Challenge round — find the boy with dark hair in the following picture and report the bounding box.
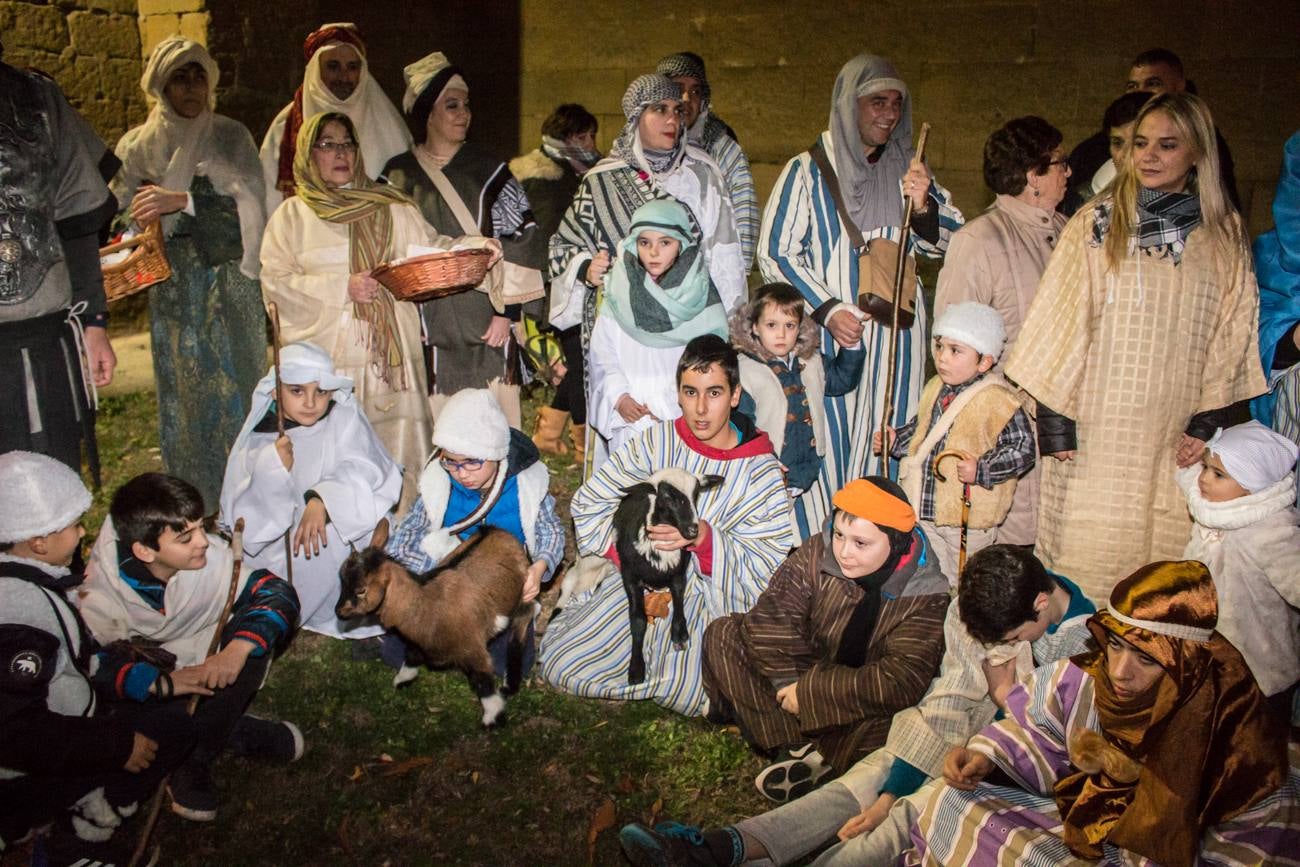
[0,452,194,865]
[620,545,1093,867]
[541,334,795,715]
[78,472,303,823]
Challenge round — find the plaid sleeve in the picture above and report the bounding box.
[386,496,436,573]
[224,570,299,656]
[533,494,565,580]
[974,407,1036,489]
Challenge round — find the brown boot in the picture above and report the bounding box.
[569,423,587,469]
[532,406,570,456]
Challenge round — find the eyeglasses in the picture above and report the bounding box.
[1047,158,1069,169]
[440,457,485,473]
[313,141,358,154]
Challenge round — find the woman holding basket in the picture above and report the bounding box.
[259,110,496,504]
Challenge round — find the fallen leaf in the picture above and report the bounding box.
[380,756,435,777]
[471,770,481,784]
[348,765,364,781]
[586,797,616,866]
[542,760,562,776]
[338,814,354,857]
[648,796,663,826]
[584,773,602,785]
[616,774,634,794]
[378,753,394,763]
[590,719,609,729]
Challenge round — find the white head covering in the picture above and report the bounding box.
[828,53,915,234]
[933,301,1007,359]
[401,51,468,114]
[1205,421,1300,493]
[0,451,91,543]
[112,36,267,278]
[431,389,509,461]
[300,25,412,178]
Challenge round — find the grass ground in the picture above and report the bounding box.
[68,385,783,867]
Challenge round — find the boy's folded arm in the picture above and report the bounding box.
[975,407,1036,489]
[222,570,300,656]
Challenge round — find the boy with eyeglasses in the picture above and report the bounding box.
[381,388,563,685]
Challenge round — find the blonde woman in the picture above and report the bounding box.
[1004,93,1266,605]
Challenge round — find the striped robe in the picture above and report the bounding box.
[904,660,1300,866]
[701,528,949,772]
[538,417,793,716]
[758,131,963,538]
[705,133,758,268]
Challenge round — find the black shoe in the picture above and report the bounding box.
[226,715,304,764]
[38,825,157,867]
[754,742,832,804]
[619,822,726,867]
[167,762,218,822]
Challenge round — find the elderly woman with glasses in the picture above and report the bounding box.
[932,116,1071,549]
[259,111,494,505]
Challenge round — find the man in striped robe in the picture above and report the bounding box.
[539,336,793,716]
[758,53,963,538]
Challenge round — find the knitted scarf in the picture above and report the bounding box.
[599,199,726,349]
[1135,185,1202,263]
[293,112,414,387]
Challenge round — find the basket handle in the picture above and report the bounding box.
[99,221,161,256]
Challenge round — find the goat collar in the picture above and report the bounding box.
[673,414,774,461]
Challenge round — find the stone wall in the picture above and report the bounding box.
[518,0,1300,235]
[1,0,145,143]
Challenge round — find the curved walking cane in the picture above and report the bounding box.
[878,123,932,465]
[267,302,293,586]
[130,519,246,867]
[931,449,972,577]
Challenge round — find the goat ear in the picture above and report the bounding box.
[697,474,725,493]
[369,518,390,550]
[620,482,655,497]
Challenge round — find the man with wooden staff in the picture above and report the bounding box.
[759,53,963,537]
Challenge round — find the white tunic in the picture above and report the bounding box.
[587,314,685,459]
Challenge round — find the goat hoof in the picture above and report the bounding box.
[392,664,420,688]
[627,669,646,686]
[482,712,509,730]
[672,639,689,651]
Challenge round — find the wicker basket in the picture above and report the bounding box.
[371,248,492,303]
[100,221,171,302]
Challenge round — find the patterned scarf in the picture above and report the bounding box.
[293,113,414,388]
[541,134,600,174]
[599,199,726,349]
[1136,185,1202,262]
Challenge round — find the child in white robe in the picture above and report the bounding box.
[219,341,402,639]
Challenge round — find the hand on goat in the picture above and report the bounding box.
[294,498,329,559]
[523,560,547,603]
[776,682,799,716]
[648,520,701,551]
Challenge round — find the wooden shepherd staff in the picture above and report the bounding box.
[931,449,973,577]
[877,122,932,453]
[129,518,247,867]
[267,301,293,586]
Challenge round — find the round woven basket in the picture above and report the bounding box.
[100,221,172,302]
[371,248,492,303]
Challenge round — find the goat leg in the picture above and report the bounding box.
[466,667,507,729]
[668,571,690,650]
[502,611,530,696]
[624,580,648,685]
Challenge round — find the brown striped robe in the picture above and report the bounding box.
[701,529,949,772]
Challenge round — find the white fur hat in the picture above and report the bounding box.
[1206,421,1299,493]
[0,451,92,543]
[933,302,1007,360]
[432,389,509,461]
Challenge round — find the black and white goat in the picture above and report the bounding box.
[561,468,723,685]
[335,521,531,728]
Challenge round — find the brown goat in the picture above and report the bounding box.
[335,521,532,728]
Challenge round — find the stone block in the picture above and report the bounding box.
[138,12,180,55]
[102,56,143,100]
[137,0,202,14]
[69,11,140,59]
[178,10,207,43]
[86,0,140,13]
[0,2,69,54]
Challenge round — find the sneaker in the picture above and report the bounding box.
[226,715,304,763]
[619,822,724,867]
[754,742,832,804]
[167,762,218,822]
[37,825,158,867]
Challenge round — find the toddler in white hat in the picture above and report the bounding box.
[873,302,1036,582]
[1177,420,1300,706]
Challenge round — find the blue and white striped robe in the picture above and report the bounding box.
[538,418,794,715]
[758,130,963,539]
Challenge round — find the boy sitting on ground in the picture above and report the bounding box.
[874,302,1035,582]
[620,545,1094,867]
[78,472,302,823]
[0,452,197,865]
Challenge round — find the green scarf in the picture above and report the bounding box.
[599,198,727,349]
[294,113,414,386]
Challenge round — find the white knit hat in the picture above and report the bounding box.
[431,389,509,461]
[932,302,1007,360]
[0,451,92,543]
[1206,421,1299,493]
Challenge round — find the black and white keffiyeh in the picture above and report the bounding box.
[1136,186,1202,262]
[655,52,733,151]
